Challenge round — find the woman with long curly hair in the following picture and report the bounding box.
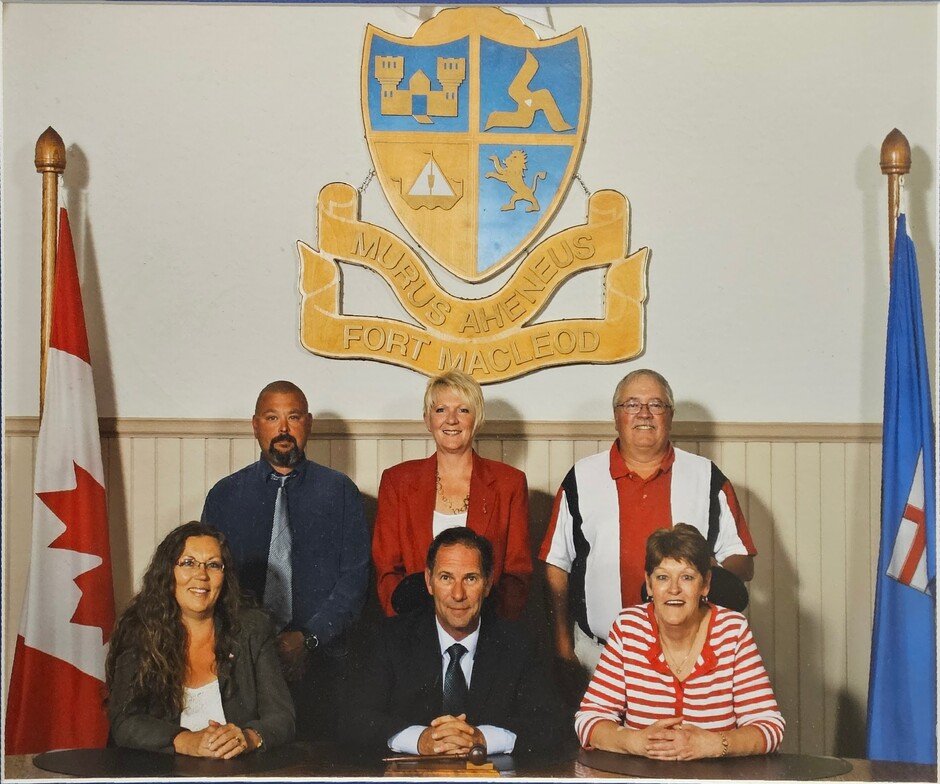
[106,521,294,756]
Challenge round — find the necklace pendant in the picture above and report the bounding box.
[436,471,469,514]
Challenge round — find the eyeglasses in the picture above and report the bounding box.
[176,557,225,574]
[615,399,671,416]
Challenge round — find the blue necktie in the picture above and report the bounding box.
[263,473,292,631]
[442,643,468,716]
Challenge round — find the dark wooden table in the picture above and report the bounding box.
[4,743,937,781]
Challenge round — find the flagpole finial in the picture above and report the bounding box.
[35,127,67,174]
[880,128,911,176]
[880,129,911,271]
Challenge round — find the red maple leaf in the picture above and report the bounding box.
[37,463,115,643]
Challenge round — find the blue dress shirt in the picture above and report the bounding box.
[202,456,370,649]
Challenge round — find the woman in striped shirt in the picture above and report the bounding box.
[575,524,784,760]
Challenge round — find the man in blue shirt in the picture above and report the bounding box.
[202,380,370,739]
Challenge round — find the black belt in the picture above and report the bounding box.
[578,622,606,646]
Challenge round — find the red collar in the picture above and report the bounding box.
[609,440,675,480]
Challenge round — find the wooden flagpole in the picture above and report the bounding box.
[880,128,911,273]
[35,127,67,420]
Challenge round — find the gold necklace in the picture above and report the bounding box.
[436,471,469,514]
[661,640,695,675]
[660,613,705,676]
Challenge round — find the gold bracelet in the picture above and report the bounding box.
[247,728,264,752]
[719,732,729,757]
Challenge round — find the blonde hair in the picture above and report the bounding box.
[423,370,485,436]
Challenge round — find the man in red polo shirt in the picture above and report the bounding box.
[539,369,756,673]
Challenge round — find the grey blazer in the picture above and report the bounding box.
[108,608,294,752]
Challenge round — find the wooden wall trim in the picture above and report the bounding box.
[4,416,881,442]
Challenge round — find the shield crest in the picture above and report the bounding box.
[362,7,589,282]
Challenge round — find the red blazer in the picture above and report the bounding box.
[372,451,532,620]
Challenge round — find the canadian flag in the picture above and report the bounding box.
[5,209,116,753]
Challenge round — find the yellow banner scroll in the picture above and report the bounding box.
[299,183,649,383]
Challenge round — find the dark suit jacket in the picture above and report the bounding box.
[372,452,532,619]
[108,609,295,752]
[340,610,567,757]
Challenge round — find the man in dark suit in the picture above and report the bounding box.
[341,527,568,757]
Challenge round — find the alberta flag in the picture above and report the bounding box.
[4,209,116,753]
[866,214,936,764]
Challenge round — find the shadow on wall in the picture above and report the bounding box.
[306,410,388,636]
[835,692,867,759]
[350,489,386,657]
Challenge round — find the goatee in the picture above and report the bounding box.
[267,435,304,468]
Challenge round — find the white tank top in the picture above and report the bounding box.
[432,510,468,537]
[180,679,226,731]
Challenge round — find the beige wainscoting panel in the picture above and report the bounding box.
[769,441,800,753]
[843,442,876,759]
[795,442,826,756]
[3,432,36,696]
[819,443,850,757]
[3,417,881,757]
[743,441,775,671]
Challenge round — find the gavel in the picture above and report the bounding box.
[383,744,488,765]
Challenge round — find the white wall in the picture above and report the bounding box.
[3,2,936,423]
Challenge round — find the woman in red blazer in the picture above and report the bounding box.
[372,370,532,620]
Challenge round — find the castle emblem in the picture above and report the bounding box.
[374,55,466,124]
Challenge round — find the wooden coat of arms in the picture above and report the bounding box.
[299,7,649,383]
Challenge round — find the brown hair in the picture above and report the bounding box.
[645,523,711,578]
[426,526,494,580]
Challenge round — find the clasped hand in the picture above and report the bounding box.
[417,714,486,756]
[174,719,251,759]
[634,717,721,761]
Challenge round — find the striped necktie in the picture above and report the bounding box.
[263,473,293,631]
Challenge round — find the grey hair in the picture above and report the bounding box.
[612,369,675,410]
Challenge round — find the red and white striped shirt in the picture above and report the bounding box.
[575,604,785,753]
